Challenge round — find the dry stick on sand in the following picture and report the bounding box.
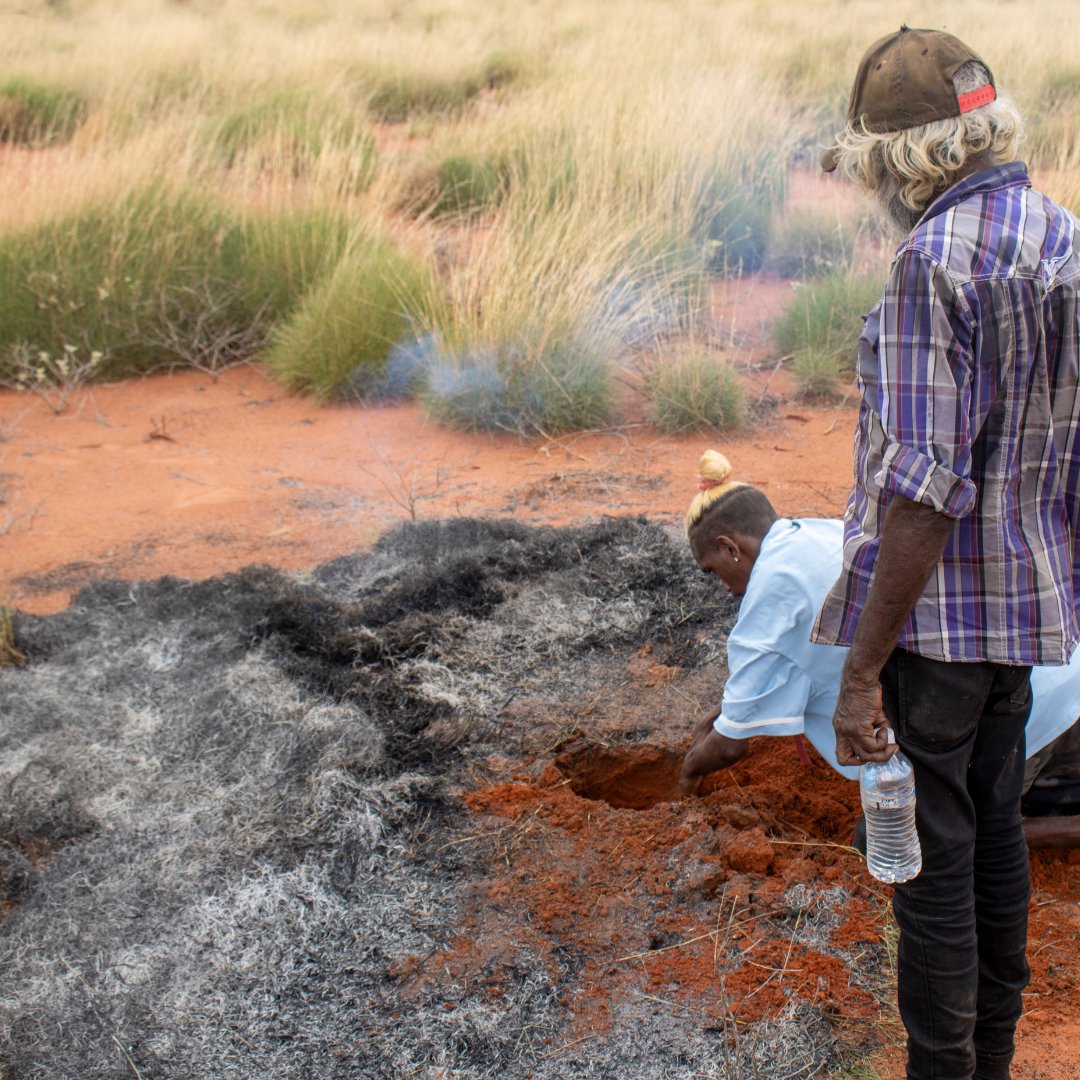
[614,908,788,963]
[111,1035,144,1080]
[768,837,864,856]
[534,1032,601,1061]
[0,606,27,667]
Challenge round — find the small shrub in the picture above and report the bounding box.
[422,338,613,434]
[773,273,881,398]
[0,79,87,147]
[766,213,855,278]
[262,237,431,401]
[1,343,106,414]
[646,347,746,433]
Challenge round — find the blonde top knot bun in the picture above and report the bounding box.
[685,450,747,535]
[698,449,733,487]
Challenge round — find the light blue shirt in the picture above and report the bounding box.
[714,518,1080,781]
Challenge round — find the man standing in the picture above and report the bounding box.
[813,26,1080,1080]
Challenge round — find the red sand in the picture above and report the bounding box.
[0,356,856,616]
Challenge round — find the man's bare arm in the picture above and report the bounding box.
[833,495,957,765]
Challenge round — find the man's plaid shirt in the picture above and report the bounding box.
[813,162,1080,665]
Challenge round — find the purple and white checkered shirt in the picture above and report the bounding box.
[812,162,1080,665]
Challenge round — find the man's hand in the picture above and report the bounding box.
[678,711,747,796]
[833,670,896,766]
[830,495,956,768]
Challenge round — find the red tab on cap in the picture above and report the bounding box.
[958,84,996,113]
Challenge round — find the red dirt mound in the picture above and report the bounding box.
[451,739,888,1047]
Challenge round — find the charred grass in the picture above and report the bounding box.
[0,517,901,1078]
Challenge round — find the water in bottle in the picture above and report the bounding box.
[860,738,922,884]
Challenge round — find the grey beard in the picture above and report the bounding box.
[876,189,924,237]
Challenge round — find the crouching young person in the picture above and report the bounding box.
[678,450,1080,853]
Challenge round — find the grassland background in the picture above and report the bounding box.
[3,0,1079,422]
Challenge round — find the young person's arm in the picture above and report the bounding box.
[678,712,748,796]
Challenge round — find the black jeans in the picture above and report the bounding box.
[879,648,1032,1080]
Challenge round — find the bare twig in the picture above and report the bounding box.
[111,1035,144,1080]
[358,439,467,521]
[534,1033,601,1061]
[823,380,859,434]
[615,909,787,963]
[146,416,175,442]
[767,838,863,856]
[778,908,803,984]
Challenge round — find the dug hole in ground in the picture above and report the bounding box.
[0,370,1077,1079]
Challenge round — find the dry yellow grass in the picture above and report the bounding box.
[2,0,1078,423]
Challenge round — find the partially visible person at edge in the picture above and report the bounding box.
[677,451,1080,854]
[807,26,1075,1080]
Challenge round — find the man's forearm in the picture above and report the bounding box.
[844,495,957,682]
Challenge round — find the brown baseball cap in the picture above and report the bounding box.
[821,26,995,171]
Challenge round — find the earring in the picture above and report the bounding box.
[733,555,739,563]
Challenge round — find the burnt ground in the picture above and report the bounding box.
[2,517,1074,1078]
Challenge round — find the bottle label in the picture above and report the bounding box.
[877,797,899,809]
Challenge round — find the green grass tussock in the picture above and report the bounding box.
[766,213,856,278]
[0,78,87,147]
[206,91,376,191]
[395,152,512,219]
[773,272,882,398]
[0,185,246,380]
[421,335,614,435]
[223,208,353,324]
[426,153,511,218]
[364,52,523,124]
[646,345,746,433]
[0,190,359,384]
[262,236,431,401]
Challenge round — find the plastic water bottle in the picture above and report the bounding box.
[860,731,922,884]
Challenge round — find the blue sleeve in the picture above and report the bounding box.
[715,568,813,739]
[715,646,813,739]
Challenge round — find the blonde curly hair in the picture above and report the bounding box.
[831,61,1024,219]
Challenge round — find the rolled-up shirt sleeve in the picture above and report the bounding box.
[873,248,978,519]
